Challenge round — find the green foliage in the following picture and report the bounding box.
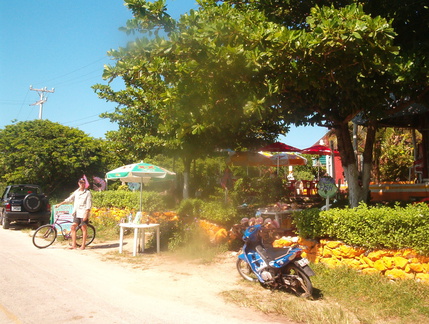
[94,1,281,164]
[201,200,238,227]
[232,176,288,206]
[92,190,167,213]
[293,208,324,240]
[167,220,227,261]
[294,203,429,254]
[168,221,209,252]
[0,120,107,195]
[177,198,239,227]
[151,218,181,251]
[177,198,204,219]
[90,213,120,242]
[378,128,415,181]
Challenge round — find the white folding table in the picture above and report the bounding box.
[119,223,160,256]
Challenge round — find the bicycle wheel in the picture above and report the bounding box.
[76,224,96,247]
[33,225,57,249]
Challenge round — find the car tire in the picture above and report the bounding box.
[2,215,10,229]
[23,194,42,212]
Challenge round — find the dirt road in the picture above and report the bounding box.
[0,229,295,324]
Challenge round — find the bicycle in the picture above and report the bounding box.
[32,215,96,249]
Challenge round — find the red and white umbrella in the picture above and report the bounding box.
[259,142,302,153]
[301,144,339,180]
[301,144,339,156]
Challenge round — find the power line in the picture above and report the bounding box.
[36,56,108,84]
[62,108,115,127]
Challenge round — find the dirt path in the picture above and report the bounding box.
[86,238,297,324]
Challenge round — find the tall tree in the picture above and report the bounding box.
[272,4,401,206]
[94,0,427,206]
[220,0,428,205]
[93,0,286,198]
[0,120,106,194]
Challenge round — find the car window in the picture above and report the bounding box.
[9,186,41,196]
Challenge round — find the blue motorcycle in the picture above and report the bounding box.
[237,224,315,298]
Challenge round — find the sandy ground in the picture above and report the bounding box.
[83,235,296,324]
[2,227,300,324]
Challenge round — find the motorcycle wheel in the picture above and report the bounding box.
[283,264,313,298]
[236,258,258,282]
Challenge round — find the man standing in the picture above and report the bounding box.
[56,178,92,250]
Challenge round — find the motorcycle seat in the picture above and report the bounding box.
[256,245,292,262]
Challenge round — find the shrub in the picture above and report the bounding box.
[294,203,429,254]
[293,207,324,239]
[200,200,239,227]
[232,176,288,207]
[92,190,167,213]
[177,198,239,227]
[177,198,204,219]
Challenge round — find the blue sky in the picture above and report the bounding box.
[0,0,326,149]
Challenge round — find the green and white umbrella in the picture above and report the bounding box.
[106,162,175,211]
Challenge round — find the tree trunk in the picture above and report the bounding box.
[361,122,377,203]
[334,122,365,207]
[182,156,192,199]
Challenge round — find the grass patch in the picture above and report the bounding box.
[99,250,155,267]
[168,239,229,264]
[312,263,429,323]
[167,222,229,264]
[223,262,429,324]
[92,224,121,242]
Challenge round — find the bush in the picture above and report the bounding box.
[200,200,239,227]
[293,203,429,254]
[177,198,204,219]
[92,190,168,213]
[293,208,324,240]
[232,176,288,207]
[177,198,239,227]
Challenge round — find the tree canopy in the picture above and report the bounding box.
[0,120,106,194]
[94,0,428,205]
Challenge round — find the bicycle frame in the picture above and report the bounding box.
[33,214,95,249]
[51,215,84,240]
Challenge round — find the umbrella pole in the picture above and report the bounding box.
[140,182,143,212]
[277,156,279,175]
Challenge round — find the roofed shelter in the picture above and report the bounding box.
[377,103,429,180]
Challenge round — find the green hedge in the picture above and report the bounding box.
[177,198,240,227]
[293,203,429,254]
[92,190,168,213]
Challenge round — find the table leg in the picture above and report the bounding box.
[274,213,279,224]
[133,227,139,256]
[141,229,145,253]
[156,226,160,253]
[119,226,124,254]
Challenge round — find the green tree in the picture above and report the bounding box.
[377,128,415,182]
[0,120,106,194]
[215,0,428,206]
[225,0,428,204]
[94,0,427,207]
[93,0,285,198]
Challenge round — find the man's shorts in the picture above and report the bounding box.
[73,217,88,225]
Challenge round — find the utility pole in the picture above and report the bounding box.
[29,85,55,120]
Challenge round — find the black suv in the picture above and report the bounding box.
[1,184,51,229]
